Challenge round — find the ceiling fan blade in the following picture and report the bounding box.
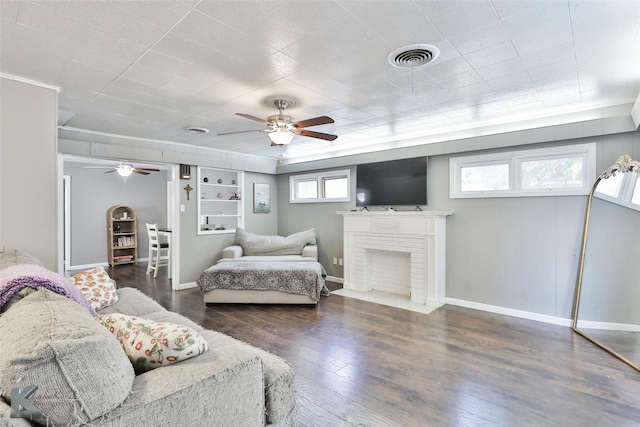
[293,116,334,128]
[236,113,270,126]
[218,129,264,136]
[84,166,113,169]
[298,129,338,141]
[135,168,160,172]
[134,170,151,175]
[104,170,116,174]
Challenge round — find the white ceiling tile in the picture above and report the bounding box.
[195,1,282,33]
[486,73,532,91]
[30,0,110,28]
[16,1,94,41]
[500,1,573,56]
[434,70,485,90]
[162,76,213,97]
[475,58,527,81]
[528,60,578,87]
[464,41,520,70]
[136,50,195,76]
[69,48,133,77]
[121,63,175,88]
[83,27,148,63]
[4,0,638,161]
[1,1,20,22]
[94,3,167,46]
[417,0,499,38]
[519,42,575,70]
[339,1,444,47]
[422,56,475,80]
[110,0,193,31]
[448,21,511,55]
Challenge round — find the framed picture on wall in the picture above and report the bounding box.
[253,183,270,213]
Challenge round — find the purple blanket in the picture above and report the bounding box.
[0,264,95,316]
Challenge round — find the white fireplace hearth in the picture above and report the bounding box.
[337,211,453,311]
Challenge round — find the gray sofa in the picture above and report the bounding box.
[0,251,297,426]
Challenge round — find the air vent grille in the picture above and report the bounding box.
[185,127,209,134]
[388,44,440,68]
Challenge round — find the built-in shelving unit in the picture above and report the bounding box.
[197,166,244,235]
[107,205,137,266]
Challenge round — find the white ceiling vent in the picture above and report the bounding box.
[388,44,440,68]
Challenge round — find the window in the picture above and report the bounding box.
[450,143,596,198]
[290,169,350,203]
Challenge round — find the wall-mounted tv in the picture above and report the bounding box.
[355,157,427,207]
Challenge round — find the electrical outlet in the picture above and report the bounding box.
[180,204,185,212]
[333,257,337,265]
[339,258,343,266]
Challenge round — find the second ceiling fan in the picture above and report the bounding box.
[218,97,338,146]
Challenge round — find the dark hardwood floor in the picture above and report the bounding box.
[105,263,640,427]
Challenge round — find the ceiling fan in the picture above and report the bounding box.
[85,162,160,177]
[218,97,338,146]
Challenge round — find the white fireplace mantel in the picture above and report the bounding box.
[337,211,453,308]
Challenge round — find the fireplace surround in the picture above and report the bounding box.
[337,211,453,308]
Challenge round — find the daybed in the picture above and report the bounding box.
[197,228,329,305]
[0,250,297,426]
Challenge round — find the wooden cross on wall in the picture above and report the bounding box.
[184,184,193,200]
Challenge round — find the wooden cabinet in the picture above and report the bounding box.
[197,167,244,235]
[107,205,137,266]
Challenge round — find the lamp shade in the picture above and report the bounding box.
[267,129,294,145]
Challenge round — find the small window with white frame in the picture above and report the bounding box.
[450,143,596,198]
[290,169,350,203]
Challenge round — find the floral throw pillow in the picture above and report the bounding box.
[69,265,118,311]
[98,313,209,372]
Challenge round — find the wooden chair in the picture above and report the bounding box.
[145,223,170,278]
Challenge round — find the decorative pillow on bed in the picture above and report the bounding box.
[234,227,316,256]
[98,313,209,372]
[69,265,118,311]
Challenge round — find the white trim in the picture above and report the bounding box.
[0,73,61,92]
[60,126,271,162]
[63,176,71,271]
[450,142,596,198]
[326,275,343,284]
[176,281,197,290]
[290,169,350,203]
[66,262,110,273]
[576,319,640,332]
[445,298,573,327]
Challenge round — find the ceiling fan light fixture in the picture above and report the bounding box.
[116,164,135,177]
[267,129,294,145]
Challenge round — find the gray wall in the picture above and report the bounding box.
[276,131,640,319]
[276,169,353,278]
[178,170,278,283]
[1,78,58,270]
[63,161,168,267]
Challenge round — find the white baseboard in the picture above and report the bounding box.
[66,262,109,272]
[67,257,169,273]
[445,298,573,327]
[176,281,197,291]
[575,319,640,332]
[326,275,343,284]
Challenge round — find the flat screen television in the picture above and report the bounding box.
[355,157,427,207]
